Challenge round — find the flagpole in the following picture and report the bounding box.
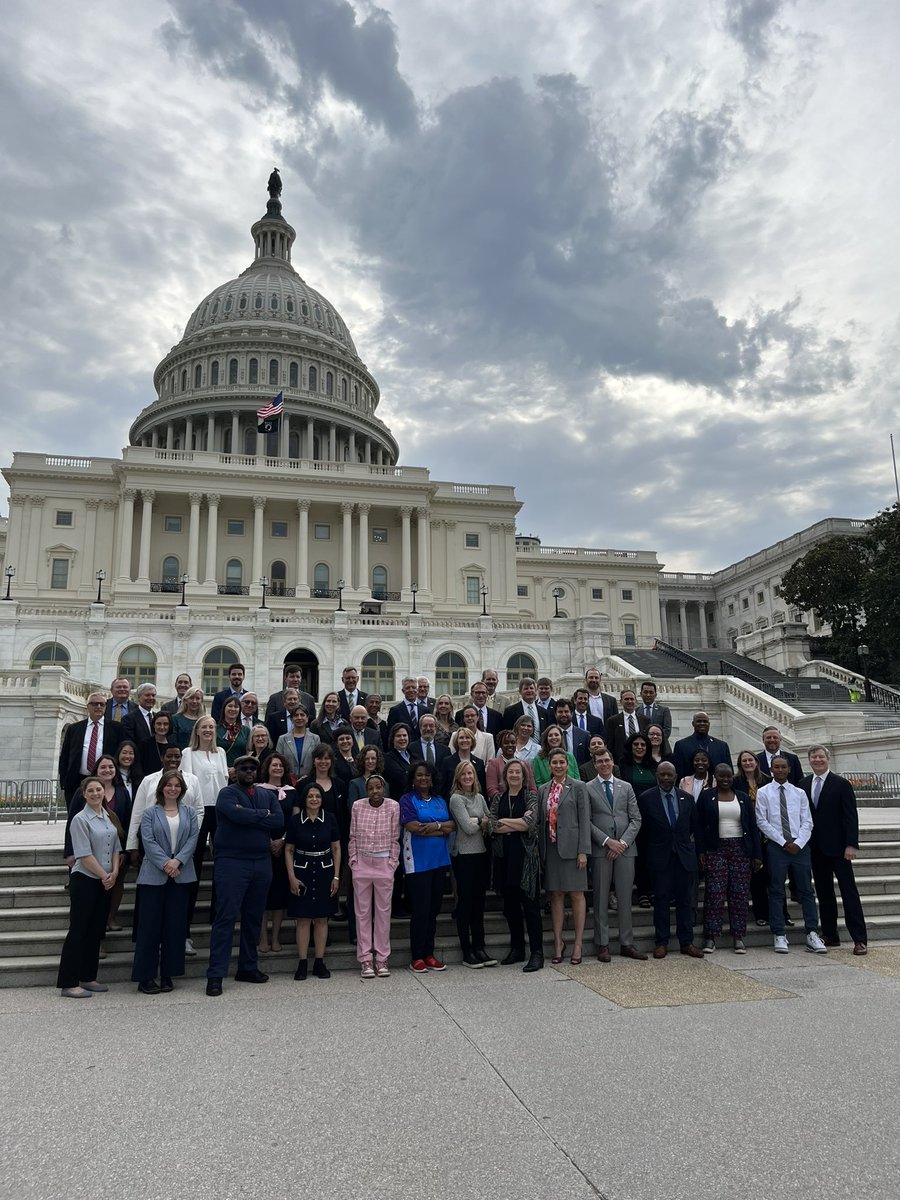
[892,434,900,508]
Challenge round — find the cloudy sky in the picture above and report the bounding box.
[1,0,897,570]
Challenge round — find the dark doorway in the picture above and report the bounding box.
[283,648,320,700]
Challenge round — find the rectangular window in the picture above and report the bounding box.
[622,589,633,601]
[372,528,388,543]
[55,510,73,527]
[50,559,69,589]
[727,603,735,616]
[466,576,481,605]
[756,591,765,604]
[623,622,636,646]
[314,524,330,540]
[591,588,603,600]
[271,521,288,538]
[742,597,749,610]
[465,532,480,548]
[226,519,245,536]
[164,516,182,533]
[517,584,529,597]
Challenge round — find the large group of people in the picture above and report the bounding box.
[55,664,869,998]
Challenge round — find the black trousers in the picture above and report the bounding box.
[453,853,489,954]
[651,854,694,947]
[57,873,110,988]
[811,844,867,944]
[406,868,446,960]
[132,880,191,981]
[502,885,544,955]
[187,806,217,931]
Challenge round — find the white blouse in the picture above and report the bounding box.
[180,748,228,807]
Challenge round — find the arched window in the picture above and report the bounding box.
[341,378,348,401]
[118,644,158,686]
[270,560,287,596]
[353,384,359,404]
[202,645,239,695]
[180,368,187,391]
[228,358,238,384]
[308,365,318,392]
[265,428,279,457]
[224,559,243,594]
[313,563,330,597]
[30,642,70,670]
[286,297,294,314]
[223,427,232,454]
[268,358,279,386]
[288,431,300,459]
[243,427,256,455]
[238,294,247,312]
[211,361,219,386]
[161,555,180,592]
[326,371,334,396]
[289,361,298,388]
[506,653,537,686]
[193,364,202,388]
[254,292,263,311]
[372,565,388,599]
[248,358,258,385]
[270,293,278,311]
[436,651,467,696]
[224,295,233,314]
[361,650,394,702]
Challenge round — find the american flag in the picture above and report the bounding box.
[257,392,284,419]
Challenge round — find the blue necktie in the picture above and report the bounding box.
[665,791,678,826]
[603,779,616,837]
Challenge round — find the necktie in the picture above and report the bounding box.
[644,705,652,718]
[812,777,822,809]
[578,713,586,731]
[665,791,677,826]
[425,742,434,766]
[355,731,363,751]
[481,708,487,730]
[408,704,417,727]
[113,703,123,722]
[627,714,635,737]
[87,722,100,771]
[603,779,616,836]
[529,704,538,730]
[779,784,792,842]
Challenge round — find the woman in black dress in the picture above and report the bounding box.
[256,752,297,955]
[490,759,542,971]
[285,785,341,980]
[383,723,415,801]
[139,712,176,775]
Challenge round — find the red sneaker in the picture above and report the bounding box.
[409,959,428,974]
[424,955,447,972]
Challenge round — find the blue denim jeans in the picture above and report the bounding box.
[766,842,818,935]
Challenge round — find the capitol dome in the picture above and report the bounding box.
[129,182,397,466]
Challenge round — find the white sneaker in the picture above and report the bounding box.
[773,935,789,953]
[185,938,197,957]
[806,931,828,954]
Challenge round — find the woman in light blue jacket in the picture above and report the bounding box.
[131,770,199,995]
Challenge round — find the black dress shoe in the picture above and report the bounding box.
[206,977,223,997]
[312,958,331,979]
[138,979,161,995]
[159,976,174,992]
[501,948,526,965]
[234,968,269,984]
[522,953,544,973]
[294,960,308,981]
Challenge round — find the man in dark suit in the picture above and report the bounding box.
[502,678,550,735]
[387,677,424,734]
[365,694,388,749]
[802,745,868,954]
[264,664,316,720]
[337,665,368,720]
[672,712,733,779]
[553,699,591,765]
[571,689,605,737]
[456,682,503,741]
[121,683,158,743]
[265,687,305,746]
[637,762,703,958]
[756,727,803,786]
[348,705,383,754]
[58,694,124,807]
[161,673,192,716]
[210,663,247,722]
[584,668,618,725]
[416,677,436,713]
[410,714,450,771]
[105,678,137,723]
[536,677,557,723]
[605,690,651,765]
[638,681,672,740]
[239,693,260,731]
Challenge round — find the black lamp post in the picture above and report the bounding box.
[94,568,106,604]
[178,572,189,607]
[259,575,269,609]
[552,586,563,618]
[410,582,419,614]
[3,565,15,600]
[858,643,873,703]
[336,578,345,612]
[480,583,489,616]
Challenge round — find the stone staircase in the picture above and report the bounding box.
[2,825,899,986]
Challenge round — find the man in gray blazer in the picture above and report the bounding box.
[586,751,647,960]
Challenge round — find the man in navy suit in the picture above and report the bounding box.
[801,745,868,954]
[210,663,247,722]
[536,677,557,723]
[456,681,503,741]
[605,689,651,765]
[410,714,450,771]
[337,665,368,720]
[673,712,732,779]
[502,678,550,735]
[386,677,425,734]
[121,683,158,743]
[637,762,704,958]
[553,699,591,765]
[105,677,137,724]
[571,689,605,737]
[638,681,672,740]
[755,727,803,786]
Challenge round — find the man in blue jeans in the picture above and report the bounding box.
[754,756,827,955]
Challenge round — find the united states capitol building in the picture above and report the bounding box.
[0,181,887,780]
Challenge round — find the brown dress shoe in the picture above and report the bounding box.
[680,944,704,959]
[853,943,868,956]
[620,944,648,961]
[652,945,668,959]
[596,946,611,962]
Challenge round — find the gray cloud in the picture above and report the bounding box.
[722,0,787,61]
[649,105,743,221]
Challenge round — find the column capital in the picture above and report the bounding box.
[206,492,221,506]
[253,495,267,510]
[28,494,45,507]
[356,503,371,516]
[400,506,413,518]
[341,501,354,516]
[101,499,118,511]
[189,491,203,505]
[85,498,101,510]
[140,489,155,504]
[297,498,311,513]
[489,521,502,532]
[416,506,428,519]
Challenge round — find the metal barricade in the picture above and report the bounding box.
[0,779,60,824]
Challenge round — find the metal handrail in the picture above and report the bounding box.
[655,639,706,674]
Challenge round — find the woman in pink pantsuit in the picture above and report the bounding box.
[348,775,400,978]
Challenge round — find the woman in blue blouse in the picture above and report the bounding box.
[399,761,456,974]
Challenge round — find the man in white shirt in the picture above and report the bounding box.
[584,668,618,724]
[755,756,827,954]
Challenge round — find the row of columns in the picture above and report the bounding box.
[659,598,717,649]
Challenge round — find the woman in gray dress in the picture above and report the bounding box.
[538,749,590,966]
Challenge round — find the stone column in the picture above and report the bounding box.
[204,494,220,586]
[364,439,372,464]
[296,500,310,596]
[329,424,337,461]
[356,504,370,592]
[165,423,174,450]
[4,496,26,580]
[488,522,501,602]
[445,521,457,602]
[252,496,266,582]
[699,601,709,648]
[187,492,202,582]
[231,411,239,455]
[659,600,669,642]
[416,507,430,593]
[184,416,193,451]
[306,417,314,460]
[80,499,101,588]
[150,428,159,449]
[137,490,155,583]
[340,502,353,586]
[207,414,216,451]
[282,412,291,459]
[678,600,688,649]
[118,489,137,581]
[25,497,44,584]
[348,431,356,462]
[400,506,412,592]
[256,428,265,457]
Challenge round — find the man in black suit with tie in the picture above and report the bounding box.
[121,683,158,743]
[571,689,604,737]
[637,762,703,958]
[605,690,650,765]
[105,678,137,724]
[162,673,192,716]
[501,678,550,735]
[210,663,247,722]
[410,714,450,771]
[337,665,368,720]
[58,694,124,808]
[456,682,503,741]
[638,681,672,740]
[387,677,424,734]
[348,705,383,754]
[416,677,436,713]
[553,699,591,765]
[756,727,803,786]
[536,677,557,723]
[802,746,868,954]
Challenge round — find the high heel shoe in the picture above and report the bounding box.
[570,949,583,966]
[551,941,567,965]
